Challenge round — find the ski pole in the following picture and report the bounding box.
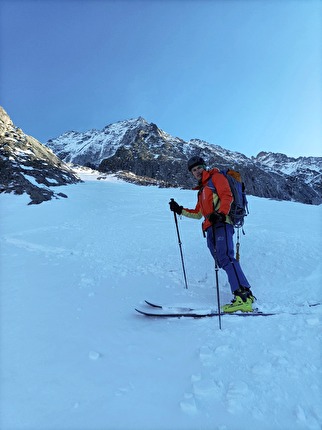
[236,227,241,262]
[214,260,222,330]
[171,199,188,289]
[212,226,222,330]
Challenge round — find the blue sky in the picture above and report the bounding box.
[1,0,321,158]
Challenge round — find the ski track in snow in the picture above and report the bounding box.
[1,174,322,430]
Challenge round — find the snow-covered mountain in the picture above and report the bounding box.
[45,117,322,205]
[253,151,322,197]
[0,107,80,204]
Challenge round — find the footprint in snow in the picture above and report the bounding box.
[180,393,198,415]
[192,377,224,399]
[225,381,251,414]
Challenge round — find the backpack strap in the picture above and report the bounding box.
[206,175,223,213]
[207,177,216,194]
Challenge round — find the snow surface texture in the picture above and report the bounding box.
[1,170,321,430]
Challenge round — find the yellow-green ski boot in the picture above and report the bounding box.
[222,287,255,313]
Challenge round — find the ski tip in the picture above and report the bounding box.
[144,300,162,308]
[135,308,158,316]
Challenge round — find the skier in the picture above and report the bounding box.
[169,156,255,313]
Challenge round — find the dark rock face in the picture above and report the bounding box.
[252,151,322,204]
[0,106,80,204]
[46,117,322,205]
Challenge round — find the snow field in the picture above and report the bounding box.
[0,173,321,430]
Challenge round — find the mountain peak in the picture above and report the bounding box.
[45,117,322,205]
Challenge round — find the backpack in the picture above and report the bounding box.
[207,169,249,228]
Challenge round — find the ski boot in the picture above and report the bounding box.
[222,286,256,313]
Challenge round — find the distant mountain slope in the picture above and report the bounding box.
[253,151,322,198]
[46,118,321,205]
[0,107,80,204]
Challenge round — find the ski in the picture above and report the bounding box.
[144,299,321,314]
[144,300,267,314]
[135,307,276,318]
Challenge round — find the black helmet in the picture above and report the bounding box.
[187,156,206,172]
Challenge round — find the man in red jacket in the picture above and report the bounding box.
[169,156,255,313]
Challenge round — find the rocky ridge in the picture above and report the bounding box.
[0,107,80,204]
[46,118,321,205]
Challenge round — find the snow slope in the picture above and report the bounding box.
[1,171,321,430]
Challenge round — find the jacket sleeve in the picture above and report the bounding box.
[212,172,233,215]
[181,201,203,220]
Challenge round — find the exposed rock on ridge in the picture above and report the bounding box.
[0,106,80,204]
[46,118,322,205]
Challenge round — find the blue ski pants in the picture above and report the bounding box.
[206,223,250,293]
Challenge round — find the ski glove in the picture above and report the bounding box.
[169,199,183,215]
[207,211,226,224]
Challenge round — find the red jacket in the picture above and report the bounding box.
[182,168,233,231]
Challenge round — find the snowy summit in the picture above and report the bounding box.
[45,117,322,206]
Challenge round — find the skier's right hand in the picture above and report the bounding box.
[207,211,226,224]
[169,199,183,215]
